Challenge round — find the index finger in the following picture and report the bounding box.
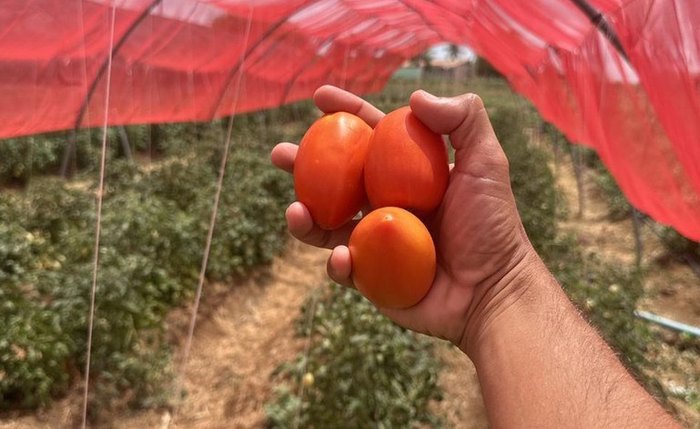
[270,142,297,174]
[314,85,385,127]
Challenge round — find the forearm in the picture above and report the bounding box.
[463,255,678,429]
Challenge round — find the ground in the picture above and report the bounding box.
[1,139,697,429]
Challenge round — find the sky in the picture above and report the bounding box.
[428,43,476,62]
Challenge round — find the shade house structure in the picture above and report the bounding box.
[1,0,699,240]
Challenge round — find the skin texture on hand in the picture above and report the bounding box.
[270,85,535,349]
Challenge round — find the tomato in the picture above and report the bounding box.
[302,372,315,387]
[294,112,372,230]
[364,106,449,214]
[348,207,436,309]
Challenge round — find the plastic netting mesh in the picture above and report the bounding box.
[0,0,698,239]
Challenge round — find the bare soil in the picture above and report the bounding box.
[117,240,329,429]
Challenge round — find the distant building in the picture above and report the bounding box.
[392,59,475,82]
[425,59,475,81]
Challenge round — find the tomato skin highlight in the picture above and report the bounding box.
[364,106,449,214]
[349,207,436,309]
[294,112,372,230]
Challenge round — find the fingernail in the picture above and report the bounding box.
[285,202,298,217]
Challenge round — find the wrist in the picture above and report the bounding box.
[457,246,559,357]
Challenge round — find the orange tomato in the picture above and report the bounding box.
[348,207,436,309]
[294,112,372,230]
[364,106,449,214]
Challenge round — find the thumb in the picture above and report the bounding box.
[409,90,497,145]
[409,90,507,172]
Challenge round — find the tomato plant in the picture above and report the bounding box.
[364,106,448,214]
[348,207,436,309]
[294,112,372,230]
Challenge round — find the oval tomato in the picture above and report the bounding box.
[294,112,372,230]
[364,106,448,214]
[348,207,436,309]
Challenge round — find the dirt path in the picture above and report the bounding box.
[118,240,330,429]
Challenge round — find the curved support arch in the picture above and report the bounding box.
[568,0,629,61]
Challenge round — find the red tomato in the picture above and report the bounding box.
[294,112,372,230]
[349,207,436,309]
[364,106,449,214]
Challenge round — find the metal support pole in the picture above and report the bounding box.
[60,129,78,179]
[631,208,644,269]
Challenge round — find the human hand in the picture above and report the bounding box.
[271,85,538,355]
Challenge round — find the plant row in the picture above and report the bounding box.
[0,120,295,411]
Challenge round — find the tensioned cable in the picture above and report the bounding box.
[81,5,116,429]
[169,4,255,426]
